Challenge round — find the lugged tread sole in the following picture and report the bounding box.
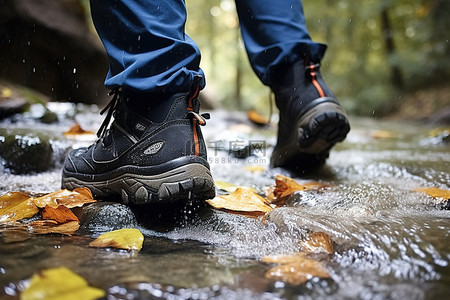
[271,102,350,171]
[62,163,215,204]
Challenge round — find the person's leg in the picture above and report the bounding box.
[236,0,350,172]
[90,0,205,94]
[61,0,215,204]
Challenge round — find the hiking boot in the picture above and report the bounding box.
[61,79,215,204]
[270,59,350,172]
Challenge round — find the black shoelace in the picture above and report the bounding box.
[96,88,121,138]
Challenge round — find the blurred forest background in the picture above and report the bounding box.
[1,0,449,120]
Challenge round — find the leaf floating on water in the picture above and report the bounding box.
[263,254,330,285]
[29,220,80,235]
[206,187,273,217]
[262,252,308,264]
[42,205,79,224]
[267,175,327,204]
[0,191,38,222]
[300,232,334,255]
[414,187,450,200]
[89,228,144,251]
[33,188,96,209]
[21,267,105,300]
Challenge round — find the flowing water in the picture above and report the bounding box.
[0,104,449,299]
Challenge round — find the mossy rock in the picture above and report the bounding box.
[0,129,53,174]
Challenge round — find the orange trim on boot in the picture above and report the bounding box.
[309,65,326,98]
[187,86,201,156]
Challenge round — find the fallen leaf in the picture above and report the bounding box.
[247,110,270,126]
[89,228,144,251]
[370,130,396,139]
[33,188,96,208]
[263,254,330,285]
[64,123,94,136]
[300,232,334,255]
[414,187,450,200]
[262,252,308,264]
[1,87,12,98]
[206,188,273,217]
[0,192,38,222]
[243,165,265,173]
[21,267,105,300]
[29,220,80,235]
[42,205,79,224]
[214,181,259,194]
[267,175,327,204]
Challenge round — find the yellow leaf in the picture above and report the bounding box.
[214,181,258,194]
[1,87,12,98]
[263,255,330,285]
[89,228,144,251]
[370,130,396,139]
[215,181,239,193]
[21,267,105,300]
[206,188,273,217]
[300,232,334,255]
[414,187,450,200]
[0,192,38,222]
[33,188,96,208]
[28,220,80,235]
[243,165,265,173]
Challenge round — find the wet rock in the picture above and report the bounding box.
[0,128,53,174]
[0,97,28,119]
[76,202,138,233]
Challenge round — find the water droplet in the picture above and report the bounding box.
[73,68,77,74]
[137,35,141,41]
[32,67,36,73]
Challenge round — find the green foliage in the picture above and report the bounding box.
[78,0,449,116]
[186,0,450,116]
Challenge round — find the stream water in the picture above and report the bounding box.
[0,104,449,299]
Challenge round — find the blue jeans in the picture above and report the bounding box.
[90,0,326,94]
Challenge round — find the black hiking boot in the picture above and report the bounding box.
[270,59,350,172]
[61,79,215,204]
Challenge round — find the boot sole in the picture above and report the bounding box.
[62,162,215,204]
[271,101,350,169]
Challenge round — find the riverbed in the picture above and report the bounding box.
[1,104,449,299]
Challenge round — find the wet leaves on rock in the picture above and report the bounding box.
[42,205,79,224]
[21,267,105,300]
[89,228,144,251]
[0,191,38,222]
[33,187,96,208]
[28,220,80,235]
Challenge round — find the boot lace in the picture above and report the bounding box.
[97,88,121,138]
